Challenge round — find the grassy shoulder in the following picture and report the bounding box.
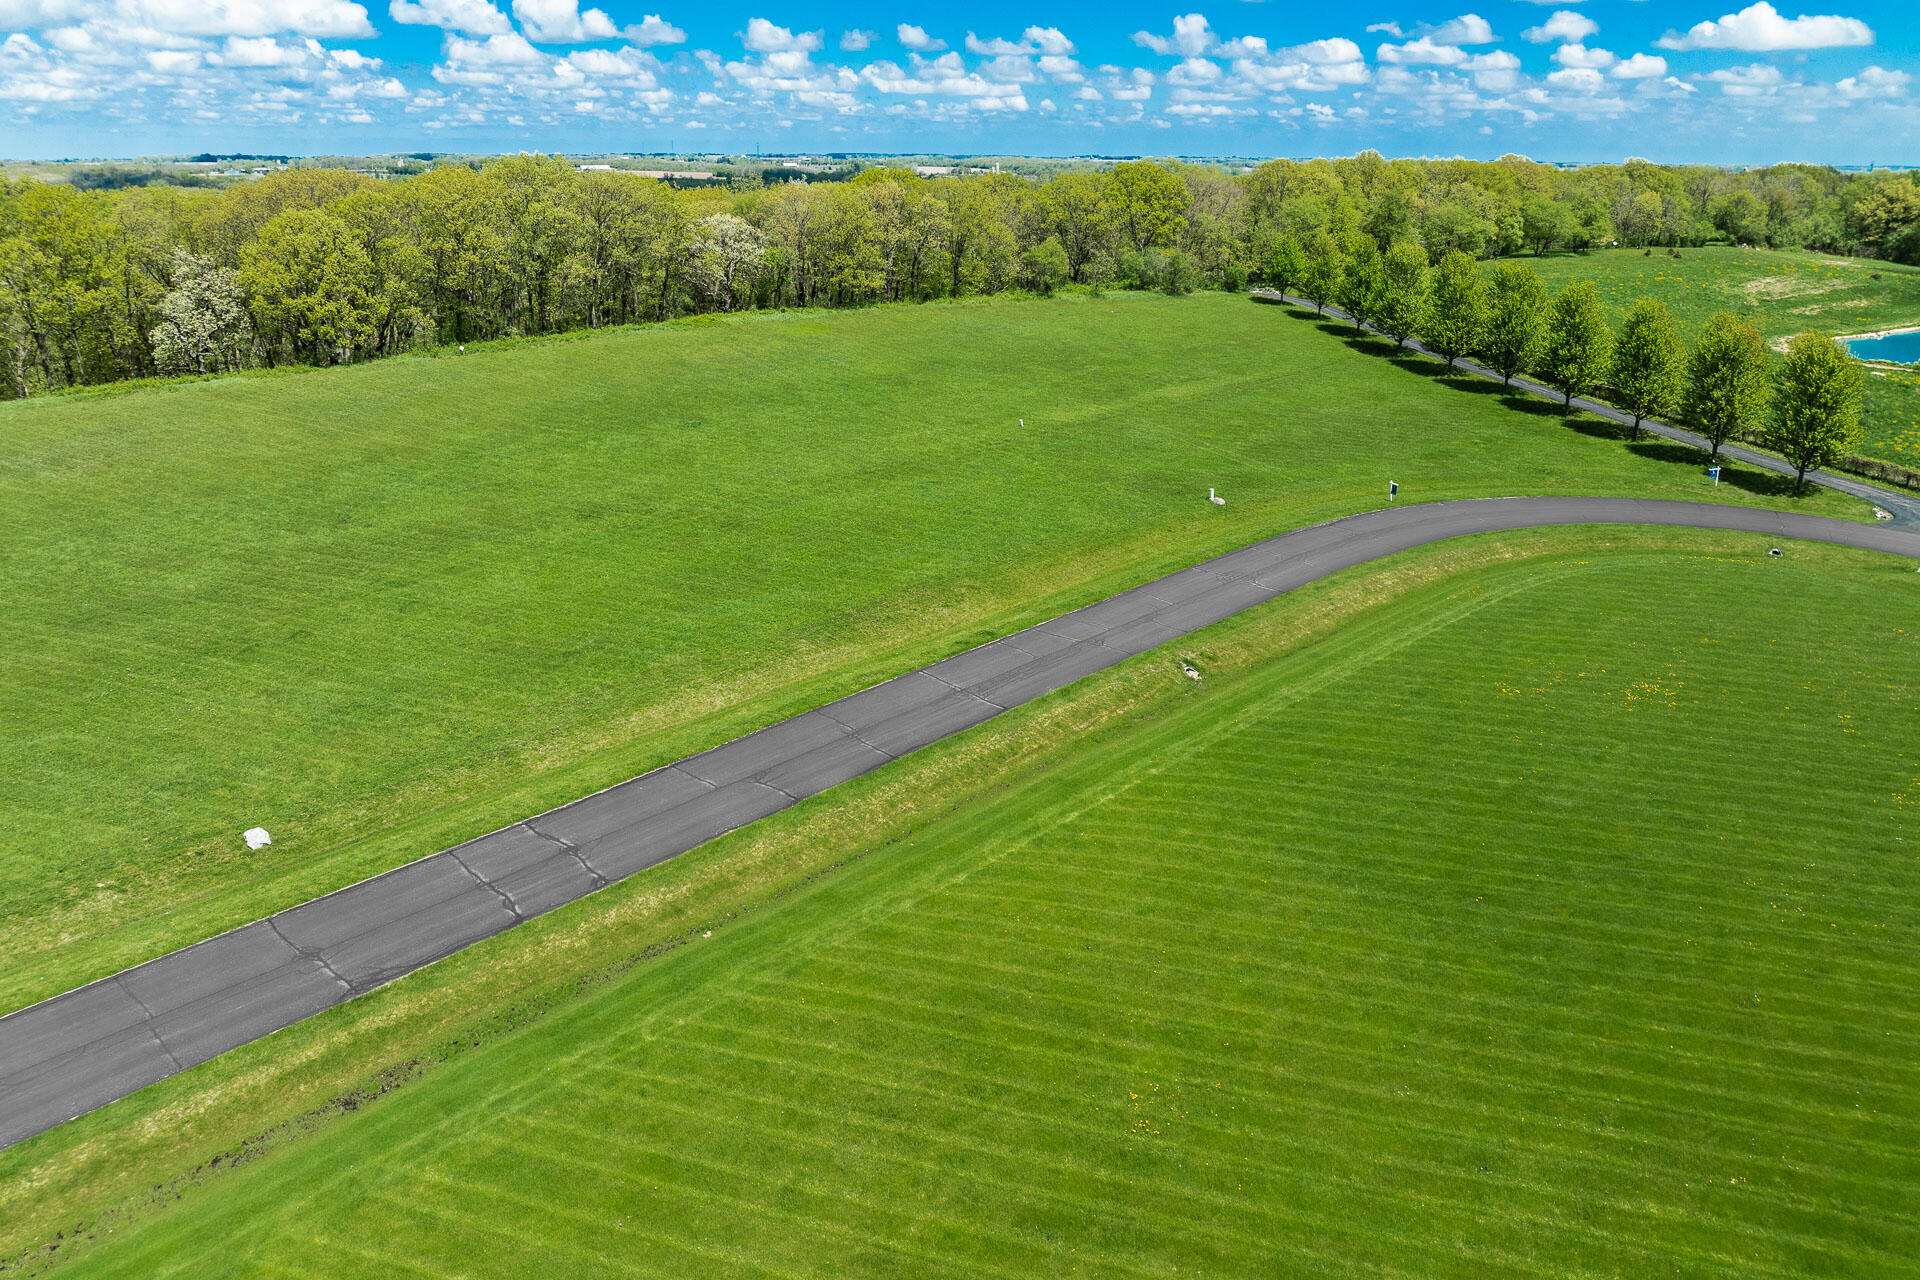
[10,523,1917,1278]
[1527,246,1920,466]
[0,290,1865,1011]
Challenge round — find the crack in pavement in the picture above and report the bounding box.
[266,917,352,996]
[448,851,525,924]
[814,708,898,761]
[523,820,609,889]
[920,668,1009,711]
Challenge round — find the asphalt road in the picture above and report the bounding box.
[1252,289,1920,526]
[4,497,1917,1151]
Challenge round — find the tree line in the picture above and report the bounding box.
[3,151,1918,399]
[1269,241,1863,495]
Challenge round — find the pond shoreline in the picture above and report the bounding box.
[1839,324,1920,368]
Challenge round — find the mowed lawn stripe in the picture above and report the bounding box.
[730,952,1918,1197]
[922,860,1920,1022]
[589,1039,1575,1280]
[789,943,1920,1215]
[819,923,1920,1124]
[659,1012,1812,1279]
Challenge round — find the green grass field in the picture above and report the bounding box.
[0,290,1855,1011]
[1528,247,1920,465]
[1528,246,1920,341]
[33,535,1918,1279]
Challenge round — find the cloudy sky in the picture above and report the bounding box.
[1,0,1914,162]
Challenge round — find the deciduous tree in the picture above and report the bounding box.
[1480,260,1545,386]
[1297,233,1343,315]
[1764,331,1863,493]
[148,248,250,375]
[1265,233,1305,296]
[1105,161,1189,252]
[1374,241,1427,347]
[1535,281,1612,409]
[1609,298,1684,438]
[1337,236,1383,331]
[1682,311,1771,462]
[1420,249,1483,368]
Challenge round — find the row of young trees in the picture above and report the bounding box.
[1270,242,1864,494]
[3,151,1917,398]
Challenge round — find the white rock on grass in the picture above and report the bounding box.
[243,827,272,850]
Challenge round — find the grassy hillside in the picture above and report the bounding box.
[37,536,1920,1279]
[1528,246,1920,340]
[0,291,1854,1010]
[1529,247,1920,465]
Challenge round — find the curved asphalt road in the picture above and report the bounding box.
[1252,289,1920,526]
[4,497,1918,1150]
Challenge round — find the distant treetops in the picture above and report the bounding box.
[1263,232,1864,495]
[4,151,1916,399]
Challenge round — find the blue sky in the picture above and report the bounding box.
[1,0,1915,162]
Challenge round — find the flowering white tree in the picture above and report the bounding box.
[689,213,767,313]
[149,248,251,375]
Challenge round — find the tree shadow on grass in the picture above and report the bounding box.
[1624,441,1803,498]
[1566,414,1634,443]
[1625,439,1705,467]
[1435,372,1506,397]
[1497,394,1574,420]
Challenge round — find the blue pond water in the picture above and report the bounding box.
[1846,330,1920,364]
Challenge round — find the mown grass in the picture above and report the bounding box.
[1529,247,1920,464]
[0,290,1852,1010]
[30,532,1918,1279]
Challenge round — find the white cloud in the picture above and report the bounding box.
[390,0,505,35]
[0,0,90,23]
[1465,48,1520,90]
[511,0,617,43]
[564,45,658,84]
[1657,2,1871,52]
[623,14,682,46]
[1835,65,1907,99]
[1166,55,1221,85]
[1230,36,1369,93]
[1546,66,1604,92]
[145,46,198,71]
[1026,27,1073,56]
[1038,53,1084,82]
[433,28,545,83]
[896,23,944,52]
[1522,11,1597,44]
[839,28,873,52]
[743,18,821,53]
[1377,37,1469,65]
[211,35,310,66]
[1704,62,1786,94]
[139,0,367,36]
[965,32,1024,56]
[1610,52,1667,79]
[1425,14,1495,45]
[1553,43,1615,69]
[1132,13,1215,57]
